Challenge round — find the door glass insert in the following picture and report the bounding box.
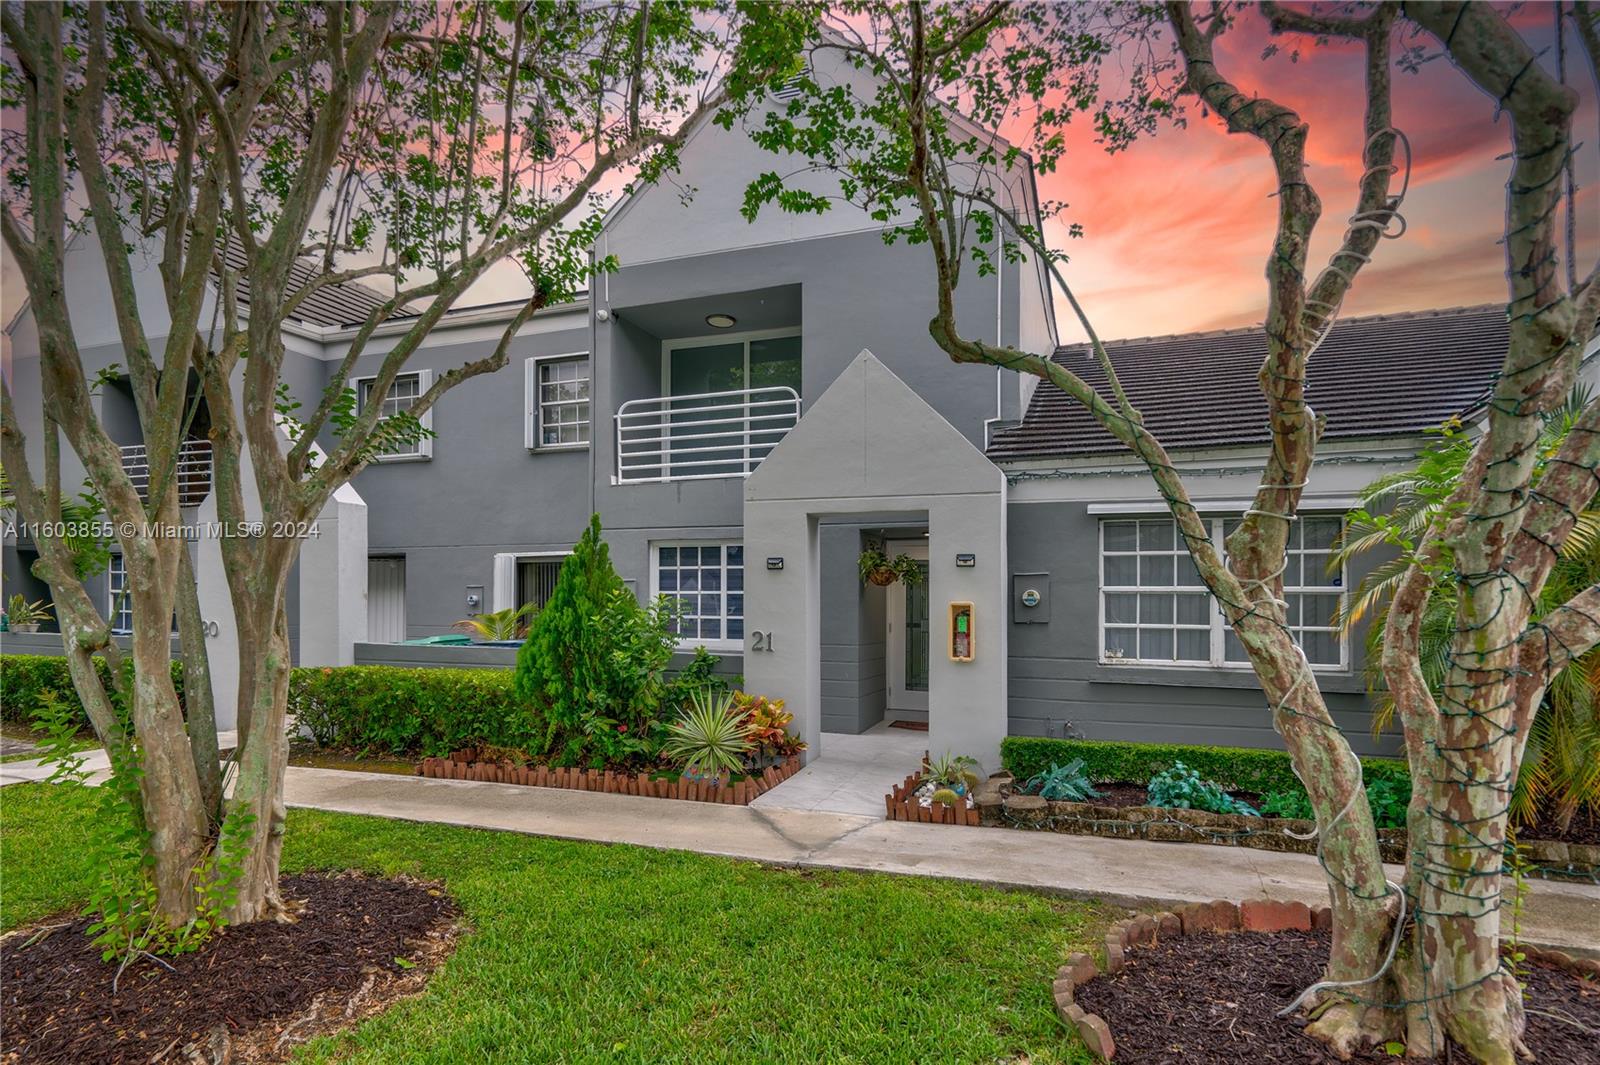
[904,562,930,692]
[668,343,744,477]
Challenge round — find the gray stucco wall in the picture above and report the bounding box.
[1004,499,1397,757]
[343,323,596,637]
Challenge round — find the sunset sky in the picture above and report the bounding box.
[1036,4,1598,343]
[2,5,1594,349]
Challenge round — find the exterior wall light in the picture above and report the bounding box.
[766,557,784,570]
[955,553,976,567]
[705,313,738,329]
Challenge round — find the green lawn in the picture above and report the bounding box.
[1,783,1110,1064]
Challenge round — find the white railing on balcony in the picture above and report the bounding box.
[615,386,801,483]
[121,438,213,507]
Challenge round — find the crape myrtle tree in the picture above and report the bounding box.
[0,0,807,931]
[745,2,1600,1062]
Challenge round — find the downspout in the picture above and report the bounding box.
[588,238,602,517]
[982,207,1004,450]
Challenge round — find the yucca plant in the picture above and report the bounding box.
[662,687,755,778]
[454,603,538,641]
[1336,386,1600,832]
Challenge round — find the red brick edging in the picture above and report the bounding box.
[1053,899,1600,1061]
[416,752,802,806]
[883,766,981,826]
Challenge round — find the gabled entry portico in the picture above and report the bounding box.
[742,350,1009,770]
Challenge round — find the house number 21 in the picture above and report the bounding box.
[750,631,776,652]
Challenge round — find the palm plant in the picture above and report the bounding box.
[662,687,755,778]
[1335,387,1600,831]
[454,603,538,641]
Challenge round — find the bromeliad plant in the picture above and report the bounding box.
[662,688,756,780]
[1023,759,1101,802]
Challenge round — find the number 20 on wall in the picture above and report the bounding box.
[750,630,775,652]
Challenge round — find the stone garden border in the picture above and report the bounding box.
[417,751,802,805]
[975,776,1598,884]
[1051,898,1600,1061]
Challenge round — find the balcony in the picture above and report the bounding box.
[615,386,800,484]
[120,438,213,507]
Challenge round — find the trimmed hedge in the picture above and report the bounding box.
[1,653,185,726]
[289,665,538,757]
[1000,736,1410,797]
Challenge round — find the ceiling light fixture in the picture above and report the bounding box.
[705,313,737,329]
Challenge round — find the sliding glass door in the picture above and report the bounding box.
[662,332,800,478]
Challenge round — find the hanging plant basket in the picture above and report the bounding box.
[858,545,925,588]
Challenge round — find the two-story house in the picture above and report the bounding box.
[3,66,1518,767]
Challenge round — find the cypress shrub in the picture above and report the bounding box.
[514,514,679,765]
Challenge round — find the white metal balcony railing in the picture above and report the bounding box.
[615,386,801,483]
[121,438,213,507]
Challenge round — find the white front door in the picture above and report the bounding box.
[367,557,407,643]
[886,540,930,712]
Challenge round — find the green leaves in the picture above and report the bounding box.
[661,687,755,777]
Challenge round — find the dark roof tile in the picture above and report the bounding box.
[986,305,1508,461]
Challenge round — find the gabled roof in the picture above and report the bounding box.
[217,242,420,330]
[986,304,1510,462]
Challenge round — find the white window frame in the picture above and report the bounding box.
[491,550,573,612]
[355,368,434,462]
[107,553,133,634]
[649,540,744,653]
[1098,515,1349,672]
[524,353,591,451]
[660,327,802,396]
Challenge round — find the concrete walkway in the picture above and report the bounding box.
[6,746,1598,957]
[750,724,928,816]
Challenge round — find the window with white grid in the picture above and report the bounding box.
[107,554,133,634]
[527,355,590,449]
[1099,515,1346,669]
[652,542,743,649]
[356,370,433,460]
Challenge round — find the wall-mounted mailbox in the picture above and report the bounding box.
[1012,572,1050,623]
[949,601,975,662]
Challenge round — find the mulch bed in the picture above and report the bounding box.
[418,748,802,805]
[1073,927,1600,1064]
[1,872,461,1065]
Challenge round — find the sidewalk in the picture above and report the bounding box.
[7,756,1597,956]
[278,765,1600,958]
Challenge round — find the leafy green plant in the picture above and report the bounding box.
[661,687,755,778]
[288,664,537,756]
[6,594,51,629]
[1363,778,1410,830]
[1337,389,1600,832]
[1260,790,1313,820]
[454,603,538,641]
[514,515,680,765]
[858,545,924,587]
[1262,781,1409,829]
[1023,759,1101,802]
[1,654,186,726]
[1000,736,1411,799]
[1146,761,1258,817]
[922,752,980,793]
[664,647,729,714]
